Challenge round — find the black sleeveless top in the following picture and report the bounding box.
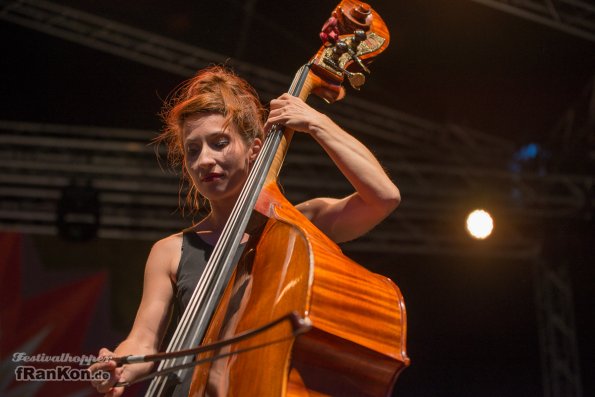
[166,231,246,397]
[175,231,214,316]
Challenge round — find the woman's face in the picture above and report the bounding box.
[183,112,261,204]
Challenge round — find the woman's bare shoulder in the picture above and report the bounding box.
[152,232,183,252]
[146,232,184,277]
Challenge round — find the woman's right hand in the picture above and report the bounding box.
[89,348,125,396]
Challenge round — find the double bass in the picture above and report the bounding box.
[117,1,409,396]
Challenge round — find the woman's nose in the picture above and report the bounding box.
[195,148,216,168]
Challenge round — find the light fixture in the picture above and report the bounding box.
[466,209,493,240]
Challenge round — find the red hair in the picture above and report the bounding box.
[156,66,266,214]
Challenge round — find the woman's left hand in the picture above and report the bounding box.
[264,93,327,135]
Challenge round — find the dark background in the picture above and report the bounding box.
[1,1,594,396]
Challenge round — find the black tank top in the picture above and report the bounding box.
[175,231,214,316]
[166,231,245,397]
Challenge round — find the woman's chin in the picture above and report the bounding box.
[199,186,238,203]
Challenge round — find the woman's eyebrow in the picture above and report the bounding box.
[185,130,227,141]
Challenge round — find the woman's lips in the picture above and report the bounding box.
[202,173,223,182]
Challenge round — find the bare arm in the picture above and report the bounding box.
[264,93,400,243]
[90,234,181,396]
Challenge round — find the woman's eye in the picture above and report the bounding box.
[214,139,229,148]
[186,147,199,157]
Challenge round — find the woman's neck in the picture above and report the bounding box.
[208,199,235,229]
[192,199,232,238]
[194,200,250,246]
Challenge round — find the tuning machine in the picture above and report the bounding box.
[349,30,371,73]
[323,32,370,89]
[323,56,366,90]
[315,13,385,91]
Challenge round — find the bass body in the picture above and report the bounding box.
[188,182,409,396]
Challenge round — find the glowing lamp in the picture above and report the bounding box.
[466,209,493,239]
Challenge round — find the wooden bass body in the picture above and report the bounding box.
[188,182,409,396]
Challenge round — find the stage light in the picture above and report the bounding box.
[466,209,493,239]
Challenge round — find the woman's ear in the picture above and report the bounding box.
[249,138,262,162]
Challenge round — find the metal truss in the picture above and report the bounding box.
[1,120,591,259]
[0,0,593,258]
[0,0,288,98]
[534,255,583,397]
[531,71,593,397]
[469,0,595,43]
[547,76,595,172]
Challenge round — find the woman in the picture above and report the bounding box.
[90,66,400,396]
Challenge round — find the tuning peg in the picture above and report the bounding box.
[352,30,367,45]
[334,40,349,55]
[323,57,366,90]
[345,70,366,90]
[350,53,370,74]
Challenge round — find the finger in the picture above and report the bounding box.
[96,349,116,365]
[89,359,116,373]
[271,93,298,107]
[88,363,111,381]
[90,362,117,390]
[97,371,122,393]
[269,98,287,111]
[263,116,285,133]
[95,375,117,393]
[268,106,282,115]
[91,374,114,391]
[98,348,114,357]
